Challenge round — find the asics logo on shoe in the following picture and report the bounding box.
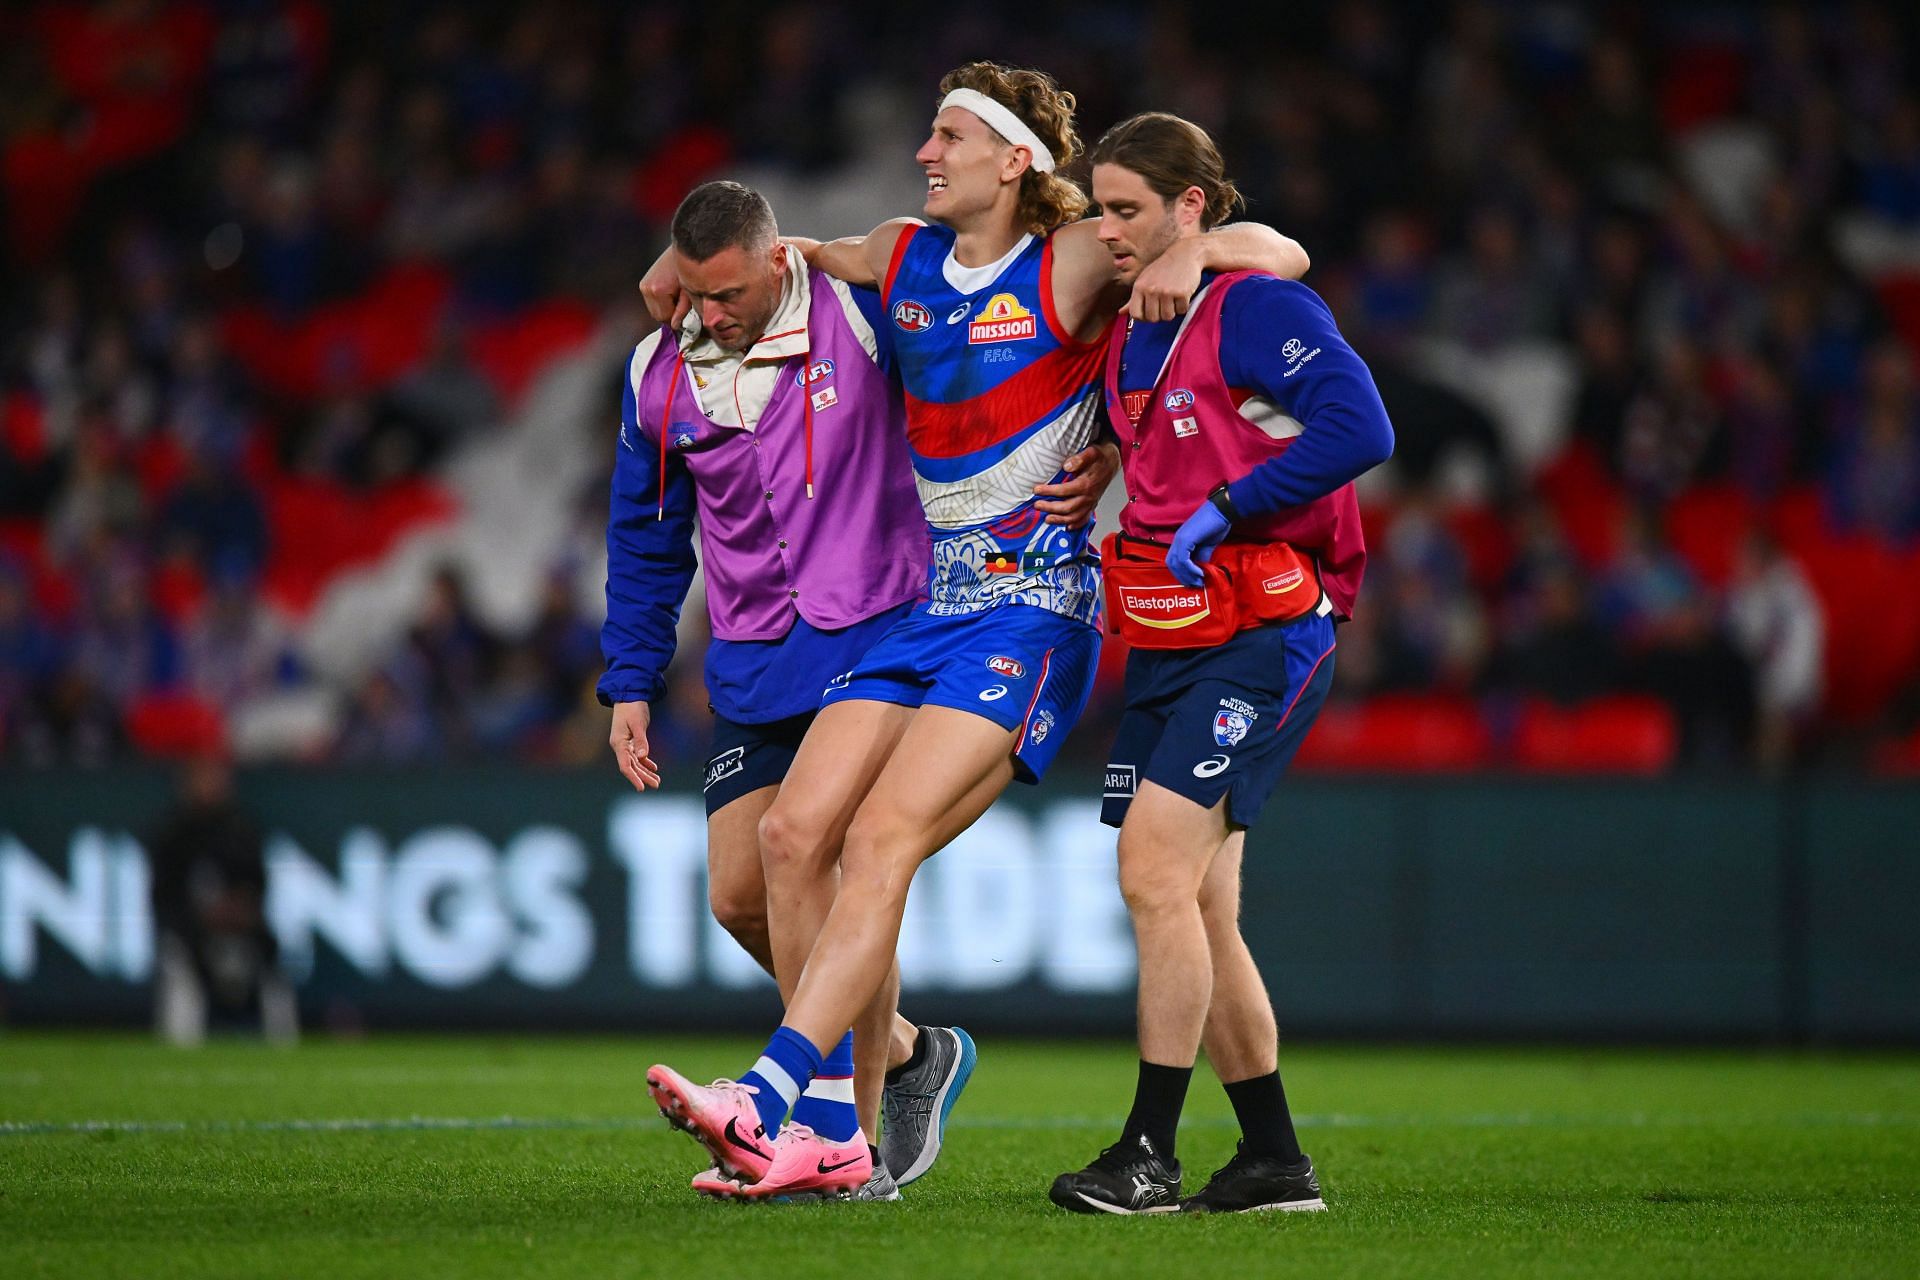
[723,1117,768,1153]
[1130,1174,1157,1207]
[817,1155,865,1175]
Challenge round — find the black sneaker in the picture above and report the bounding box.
[1048,1134,1182,1215]
[1179,1144,1325,1213]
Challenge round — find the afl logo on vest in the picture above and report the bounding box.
[1164,388,1196,411]
[968,292,1037,345]
[892,299,933,332]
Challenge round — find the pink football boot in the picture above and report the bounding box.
[646,1064,775,1181]
[693,1123,873,1202]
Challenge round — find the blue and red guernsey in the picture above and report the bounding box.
[880,224,1110,626]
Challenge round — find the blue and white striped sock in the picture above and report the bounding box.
[789,1032,858,1142]
[737,1026,824,1135]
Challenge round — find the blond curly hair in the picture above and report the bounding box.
[937,61,1088,235]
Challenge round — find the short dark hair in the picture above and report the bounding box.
[671,181,777,260]
[1088,112,1244,229]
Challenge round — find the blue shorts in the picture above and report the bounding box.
[702,711,814,816]
[1100,611,1336,830]
[821,603,1100,784]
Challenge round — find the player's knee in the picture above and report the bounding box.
[1117,852,1195,918]
[839,818,916,902]
[707,881,768,946]
[1198,884,1241,935]
[758,803,827,880]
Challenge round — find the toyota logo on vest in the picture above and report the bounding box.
[892,300,933,332]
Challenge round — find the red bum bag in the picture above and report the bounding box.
[1100,532,1321,650]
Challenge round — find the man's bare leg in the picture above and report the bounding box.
[781,707,1014,1051]
[1196,833,1278,1082]
[758,700,915,1140]
[709,743,911,1139]
[1190,829,1314,1212]
[711,776,919,1064]
[705,786,781,969]
[1117,783,1233,1068]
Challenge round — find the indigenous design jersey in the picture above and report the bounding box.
[881,225,1109,625]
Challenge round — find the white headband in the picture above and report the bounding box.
[939,88,1056,173]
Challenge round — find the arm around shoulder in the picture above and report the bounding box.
[1198,222,1310,280]
[792,219,921,289]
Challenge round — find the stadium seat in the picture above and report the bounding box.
[261,475,459,615]
[124,691,227,758]
[1667,482,1756,589]
[1442,501,1514,593]
[1780,528,1920,724]
[1511,695,1679,775]
[221,265,452,399]
[1878,273,1920,364]
[1872,724,1920,776]
[468,302,599,403]
[1294,694,1495,772]
[1535,442,1625,570]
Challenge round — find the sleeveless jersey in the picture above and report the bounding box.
[880,225,1108,626]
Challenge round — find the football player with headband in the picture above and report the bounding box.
[607,180,1113,1200]
[1049,113,1393,1216]
[642,63,1311,1202]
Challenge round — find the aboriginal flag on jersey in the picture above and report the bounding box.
[880,225,1108,626]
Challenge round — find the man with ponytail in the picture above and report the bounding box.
[1047,113,1393,1215]
[642,66,1312,1202]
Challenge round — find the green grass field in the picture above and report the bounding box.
[2,1034,1916,1279]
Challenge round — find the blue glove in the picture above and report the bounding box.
[1167,499,1231,587]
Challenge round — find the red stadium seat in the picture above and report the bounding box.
[124,691,227,758]
[1878,274,1920,365]
[1535,442,1625,571]
[1511,696,1679,775]
[468,301,598,403]
[221,265,452,399]
[1778,530,1920,724]
[1294,694,1494,773]
[260,474,459,616]
[1442,501,1514,593]
[1667,483,1756,589]
[1872,725,1920,776]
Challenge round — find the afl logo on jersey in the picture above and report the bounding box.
[1164,388,1196,411]
[968,292,1037,345]
[893,300,933,332]
[795,358,835,386]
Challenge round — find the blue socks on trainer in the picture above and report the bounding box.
[738,1026,824,1135]
[790,1032,859,1142]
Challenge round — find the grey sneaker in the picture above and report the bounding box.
[853,1156,902,1202]
[879,1025,977,1186]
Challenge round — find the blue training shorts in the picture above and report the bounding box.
[1101,610,1336,830]
[702,711,814,816]
[820,602,1100,784]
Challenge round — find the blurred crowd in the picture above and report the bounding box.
[3,1,1920,774]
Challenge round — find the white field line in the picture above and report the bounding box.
[2,1112,1915,1139]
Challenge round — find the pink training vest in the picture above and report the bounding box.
[1103,270,1368,619]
